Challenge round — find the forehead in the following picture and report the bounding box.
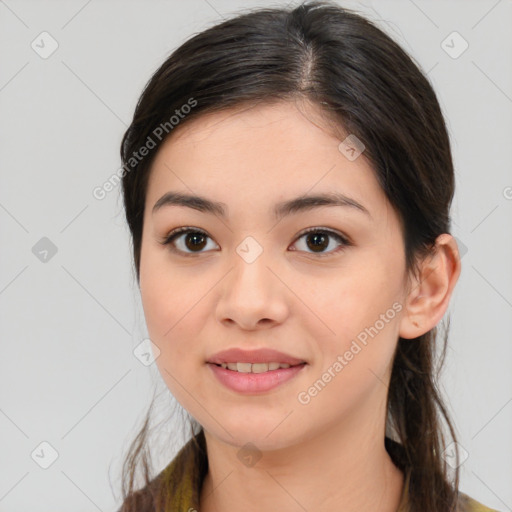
[144,101,391,224]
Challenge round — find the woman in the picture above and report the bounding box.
[116,1,500,510]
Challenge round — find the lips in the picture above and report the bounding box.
[207,347,307,366]
[208,359,307,393]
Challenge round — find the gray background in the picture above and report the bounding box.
[1,0,511,510]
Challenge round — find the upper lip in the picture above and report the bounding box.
[207,348,307,366]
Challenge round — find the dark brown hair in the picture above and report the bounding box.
[118,1,461,510]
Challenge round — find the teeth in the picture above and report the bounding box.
[219,362,296,373]
[237,362,252,373]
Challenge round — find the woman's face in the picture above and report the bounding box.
[139,100,411,450]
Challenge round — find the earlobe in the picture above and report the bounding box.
[399,234,461,340]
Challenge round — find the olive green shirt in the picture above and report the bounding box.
[119,434,500,512]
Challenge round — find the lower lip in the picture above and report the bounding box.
[207,363,307,394]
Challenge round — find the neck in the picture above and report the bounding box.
[199,394,405,512]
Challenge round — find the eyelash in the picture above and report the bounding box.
[159,226,352,258]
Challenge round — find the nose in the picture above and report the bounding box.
[215,252,289,330]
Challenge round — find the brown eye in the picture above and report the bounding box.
[161,227,218,254]
[183,232,208,251]
[290,228,350,257]
[305,232,329,252]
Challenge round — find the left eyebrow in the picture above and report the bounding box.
[274,192,372,221]
[152,191,372,221]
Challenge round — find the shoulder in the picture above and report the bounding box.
[458,491,502,512]
[114,472,163,512]
[115,432,208,512]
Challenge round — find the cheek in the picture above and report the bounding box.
[139,252,212,371]
[140,269,173,340]
[307,260,402,371]
[140,272,202,404]
[298,287,400,419]
[140,256,185,353]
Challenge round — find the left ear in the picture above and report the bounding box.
[399,233,462,340]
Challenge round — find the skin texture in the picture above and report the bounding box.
[139,100,461,512]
